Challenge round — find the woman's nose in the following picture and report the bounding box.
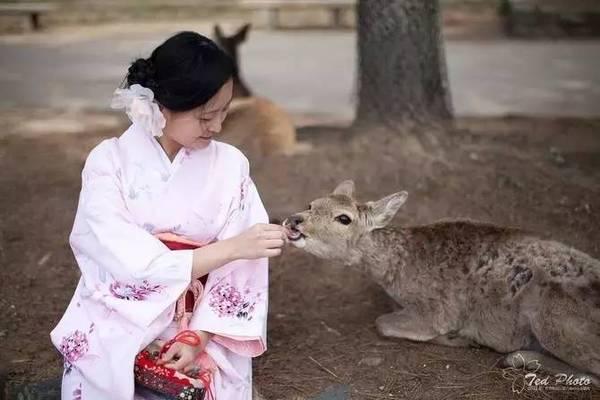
[207,118,222,133]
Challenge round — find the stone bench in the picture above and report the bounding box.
[502,0,600,37]
[0,2,56,31]
[238,0,355,29]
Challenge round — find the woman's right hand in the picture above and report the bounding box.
[190,223,287,279]
[228,223,287,260]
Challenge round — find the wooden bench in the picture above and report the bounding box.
[0,2,56,31]
[502,0,600,37]
[239,0,355,29]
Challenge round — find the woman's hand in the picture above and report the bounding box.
[157,330,211,374]
[227,223,287,260]
[191,223,287,279]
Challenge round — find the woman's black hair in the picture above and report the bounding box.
[126,31,234,112]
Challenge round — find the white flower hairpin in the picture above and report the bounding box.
[111,84,166,138]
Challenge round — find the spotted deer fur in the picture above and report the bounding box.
[284,180,600,382]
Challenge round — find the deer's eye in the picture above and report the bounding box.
[335,214,352,225]
[307,204,312,211]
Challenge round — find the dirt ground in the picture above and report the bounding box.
[0,113,599,399]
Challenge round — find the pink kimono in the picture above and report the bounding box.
[50,123,269,400]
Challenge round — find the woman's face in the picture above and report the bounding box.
[162,79,233,150]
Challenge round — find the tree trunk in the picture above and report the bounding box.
[355,0,453,127]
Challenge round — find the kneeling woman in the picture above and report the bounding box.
[51,31,287,400]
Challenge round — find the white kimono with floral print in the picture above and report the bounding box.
[50,123,268,400]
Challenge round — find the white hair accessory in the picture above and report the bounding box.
[111,84,166,137]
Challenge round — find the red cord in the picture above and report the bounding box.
[198,370,214,400]
[158,329,203,359]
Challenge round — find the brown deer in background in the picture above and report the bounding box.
[214,24,310,159]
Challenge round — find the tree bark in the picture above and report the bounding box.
[355,0,453,128]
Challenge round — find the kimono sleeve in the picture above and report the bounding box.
[69,140,193,328]
[189,156,269,357]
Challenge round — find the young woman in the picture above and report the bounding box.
[51,31,286,400]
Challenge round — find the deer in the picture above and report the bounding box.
[213,24,310,158]
[283,180,600,385]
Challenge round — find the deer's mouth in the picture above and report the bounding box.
[287,229,305,241]
[282,220,306,242]
[286,228,306,248]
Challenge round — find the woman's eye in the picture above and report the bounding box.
[335,215,352,225]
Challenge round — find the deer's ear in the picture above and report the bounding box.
[213,24,225,41]
[234,23,251,43]
[332,180,355,198]
[365,191,407,230]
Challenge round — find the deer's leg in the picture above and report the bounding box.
[375,310,438,342]
[429,333,477,348]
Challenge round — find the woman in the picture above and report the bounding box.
[50,31,286,400]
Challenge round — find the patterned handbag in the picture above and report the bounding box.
[134,331,211,400]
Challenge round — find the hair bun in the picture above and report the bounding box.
[120,31,234,111]
[126,58,158,90]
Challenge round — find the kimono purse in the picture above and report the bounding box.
[134,332,208,400]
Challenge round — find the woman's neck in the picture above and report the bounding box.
[156,135,182,161]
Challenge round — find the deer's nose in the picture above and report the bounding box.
[288,214,304,229]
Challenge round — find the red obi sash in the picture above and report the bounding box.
[160,239,208,327]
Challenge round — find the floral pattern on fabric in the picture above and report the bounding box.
[64,360,74,375]
[239,176,255,212]
[72,383,82,400]
[109,280,164,301]
[61,330,89,362]
[61,326,91,374]
[208,283,261,321]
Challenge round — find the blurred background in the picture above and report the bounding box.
[1,1,599,399]
[1,0,599,125]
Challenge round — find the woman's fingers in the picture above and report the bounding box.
[264,248,282,258]
[158,345,179,365]
[165,353,192,371]
[261,230,286,240]
[235,223,288,259]
[264,223,286,231]
[263,239,285,249]
[259,224,287,236]
[183,364,200,375]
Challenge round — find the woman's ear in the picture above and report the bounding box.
[160,106,173,123]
